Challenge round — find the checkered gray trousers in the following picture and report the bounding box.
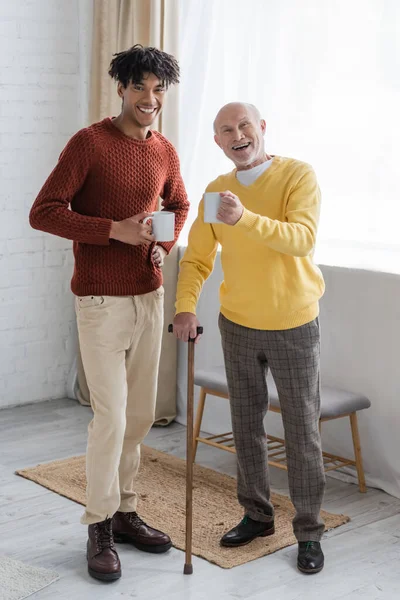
[219,313,326,541]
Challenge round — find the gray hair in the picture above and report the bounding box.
[213,102,262,133]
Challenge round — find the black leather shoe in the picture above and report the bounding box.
[297,541,324,574]
[220,515,275,547]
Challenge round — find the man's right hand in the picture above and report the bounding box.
[173,312,202,344]
[110,212,155,246]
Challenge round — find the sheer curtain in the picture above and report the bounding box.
[178,0,400,273]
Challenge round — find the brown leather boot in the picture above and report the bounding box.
[87,518,121,582]
[112,511,172,553]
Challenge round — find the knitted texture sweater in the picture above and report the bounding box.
[29,117,189,296]
[176,157,324,330]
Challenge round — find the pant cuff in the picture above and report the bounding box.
[295,533,324,542]
[246,510,274,523]
[80,512,114,526]
[118,502,138,514]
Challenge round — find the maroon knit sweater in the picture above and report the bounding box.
[29,117,189,296]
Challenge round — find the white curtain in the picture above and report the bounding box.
[177,0,400,273]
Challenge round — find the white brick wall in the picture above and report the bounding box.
[0,0,93,408]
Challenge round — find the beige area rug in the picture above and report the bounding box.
[16,446,349,569]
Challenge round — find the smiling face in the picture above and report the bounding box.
[214,103,266,169]
[117,72,166,131]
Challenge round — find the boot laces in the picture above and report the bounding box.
[95,518,115,549]
[126,511,147,530]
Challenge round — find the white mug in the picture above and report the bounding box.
[143,211,175,242]
[203,192,222,223]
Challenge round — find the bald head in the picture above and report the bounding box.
[213,102,261,133]
[213,102,267,169]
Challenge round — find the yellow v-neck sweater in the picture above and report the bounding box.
[176,156,325,330]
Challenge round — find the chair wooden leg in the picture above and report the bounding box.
[350,412,367,493]
[192,387,207,462]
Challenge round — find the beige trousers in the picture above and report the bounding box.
[75,289,164,525]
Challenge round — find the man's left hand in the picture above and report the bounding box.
[217,191,244,226]
[152,245,167,267]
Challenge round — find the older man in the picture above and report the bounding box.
[172,102,326,574]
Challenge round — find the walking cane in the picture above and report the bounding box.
[168,323,203,575]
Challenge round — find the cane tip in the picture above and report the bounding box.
[183,563,193,575]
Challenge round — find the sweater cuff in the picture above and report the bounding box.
[175,299,197,315]
[234,208,258,231]
[158,242,172,255]
[87,219,113,246]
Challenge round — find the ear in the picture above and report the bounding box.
[214,134,222,149]
[117,82,125,98]
[260,119,266,135]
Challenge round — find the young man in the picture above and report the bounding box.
[173,102,326,575]
[30,45,189,582]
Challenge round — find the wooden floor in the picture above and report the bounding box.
[0,399,399,600]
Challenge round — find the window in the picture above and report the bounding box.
[178,0,400,273]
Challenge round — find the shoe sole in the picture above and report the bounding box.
[87,567,121,582]
[297,563,324,575]
[220,526,275,547]
[113,533,172,554]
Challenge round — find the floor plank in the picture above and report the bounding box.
[0,398,399,599]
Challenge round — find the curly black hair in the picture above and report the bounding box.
[108,44,180,88]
